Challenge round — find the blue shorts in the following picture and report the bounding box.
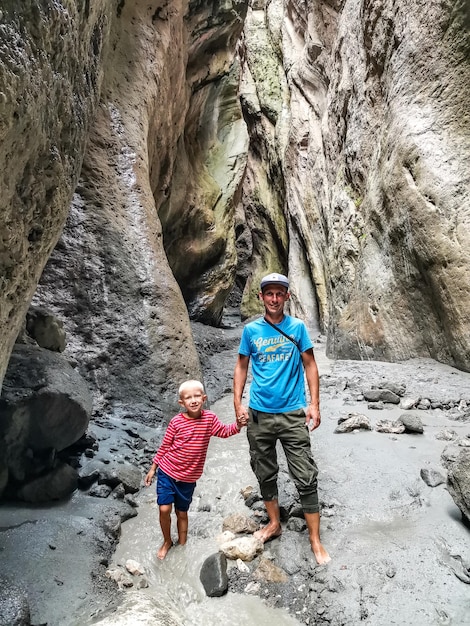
[156,468,196,512]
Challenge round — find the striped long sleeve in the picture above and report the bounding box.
[153,410,240,482]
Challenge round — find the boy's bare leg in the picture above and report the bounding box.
[158,504,173,559]
[304,511,331,565]
[175,509,188,545]
[253,499,282,542]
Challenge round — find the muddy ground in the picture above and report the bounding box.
[1,313,470,625]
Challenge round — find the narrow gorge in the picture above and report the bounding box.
[0,1,469,625]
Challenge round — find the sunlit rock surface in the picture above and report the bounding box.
[238,0,470,367]
[0,1,110,390]
[31,1,249,421]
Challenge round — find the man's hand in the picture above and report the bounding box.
[305,403,321,431]
[235,405,249,427]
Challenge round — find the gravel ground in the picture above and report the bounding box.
[1,315,469,626]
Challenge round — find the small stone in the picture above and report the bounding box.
[420,468,445,487]
[400,397,418,410]
[399,413,424,434]
[125,559,145,576]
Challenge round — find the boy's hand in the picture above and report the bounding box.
[144,469,155,486]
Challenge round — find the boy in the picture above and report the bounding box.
[145,379,246,559]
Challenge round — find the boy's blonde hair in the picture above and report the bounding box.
[178,379,205,397]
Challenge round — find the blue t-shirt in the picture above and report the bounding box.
[238,315,313,413]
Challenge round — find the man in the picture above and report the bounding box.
[233,272,330,565]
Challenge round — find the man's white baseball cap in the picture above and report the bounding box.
[260,273,289,290]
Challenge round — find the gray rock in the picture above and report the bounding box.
[363,389,400,404]
[399,413,424,434]
[376,381,406,397]
[447,448,470,525]
[335,413,371,433]
[16,462,78,503]
[436,430,458,441]
[368,401,384,410]
[26,307,66,352]
[80,460,141,494]
[286,517,307,532]
[0,344,91,499]
[245,491,263,507]
[375,420,406,434]
[98,462,142,494]
[441,444,462,469]
[400,397,419,410]
[88,483,113,498]
[200,552,228,597]
[417,398,431,410]
[420,468,446,487]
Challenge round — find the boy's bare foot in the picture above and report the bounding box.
[253,522,282,543]
[157,540,173,560]
[310,540,331,565]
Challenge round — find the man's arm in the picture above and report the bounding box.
[301,348,321,430]
[233,354,250,421]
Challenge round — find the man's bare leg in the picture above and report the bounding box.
[176,509,188,545]
[254,499,282,542]
[157,504,173,559]
[304,511,330,565]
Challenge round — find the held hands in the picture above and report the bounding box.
[306,403,321,431]
[236,406,249,429]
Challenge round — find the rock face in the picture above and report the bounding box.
[23,1,248,421]
[0,1,110,392]
[0,344,92,499]
[1,2,469,438]
[238,0,470,368]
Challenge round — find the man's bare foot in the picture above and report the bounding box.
[253,522,282,543]
[311,540,331,565]
[157,540,173,560]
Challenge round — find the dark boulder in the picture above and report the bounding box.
[200,552,228,597]
[0,344,92,499]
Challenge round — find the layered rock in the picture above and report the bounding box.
[0,1,110,390]
[30,1,249,421]
[238,0,470,367]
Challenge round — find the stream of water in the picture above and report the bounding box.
[100,393,301,626]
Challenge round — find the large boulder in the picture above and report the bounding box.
[200,552,229,597]
[16,463,79,503]
[447,448,470,526]
[0,344,92,499]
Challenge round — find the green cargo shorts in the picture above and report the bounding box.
[247,408,319,513]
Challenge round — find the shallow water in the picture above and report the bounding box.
[103,393,301,626]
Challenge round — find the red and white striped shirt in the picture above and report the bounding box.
[153,410,240,483]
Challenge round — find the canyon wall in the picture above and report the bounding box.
[1,1,249,423]
[238,0,470,368]
[0,0,110,392]
[1,0,469,432]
